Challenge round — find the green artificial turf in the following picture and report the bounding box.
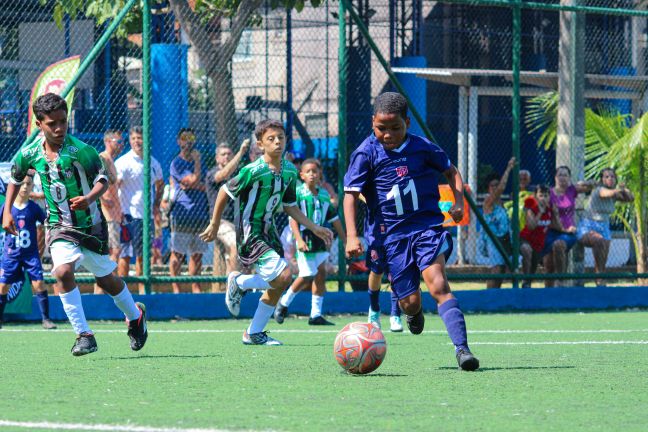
[1,311,647,431]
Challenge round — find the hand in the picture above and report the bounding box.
[448,203,464,223]
[190,149,201,162]
[313,226,333,248]
[507,157,516,171]
[70,196,90,210]
[199,223,219,242]
[240,139,251,154]
[2,213,17,236]
[566,226,577,234]
[345,235,364,259]
[296,238,309,252]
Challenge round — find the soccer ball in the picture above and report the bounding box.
[334,322,387,374]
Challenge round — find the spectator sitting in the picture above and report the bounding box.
[504,168,535,231]
[546,166,595,287]
[577,168,633,287]
[519,185,566,288]
[206,141,249,291]
[479,157,515,288]
[169,128,211,293]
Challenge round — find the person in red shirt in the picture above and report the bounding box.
[520,185,571,288]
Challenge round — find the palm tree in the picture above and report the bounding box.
[526,91,648,281]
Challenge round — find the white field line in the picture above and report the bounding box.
[1,328,648,334]
[471,340,648,345]
[0,419,267,432]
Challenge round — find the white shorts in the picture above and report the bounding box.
[50,240,117,278]
[296,251,329,278]
[216,220,237,249]
[256,249,288,283]
[171,231,208,256]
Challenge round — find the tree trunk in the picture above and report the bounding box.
[210,68,239,147]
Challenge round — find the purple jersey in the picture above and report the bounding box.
[344,133,451,245]
[0,201,45,259]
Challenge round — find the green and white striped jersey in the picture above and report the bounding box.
[295,183,338,253]
[224,157,298,266]
[10,135,108,231]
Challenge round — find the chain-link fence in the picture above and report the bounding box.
[1,0,647,294]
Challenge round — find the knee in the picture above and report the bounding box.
[553,241,567,253]
[520,244,532,257]
[276,268,293,288]
[54,266,75,284]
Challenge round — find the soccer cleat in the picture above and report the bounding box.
[127,302,148,351]
[368,308,381,329]
[456,348,480,371]
[274,303,288,324]
[406,308,425,335]
[225,271,245,317]
[308,315,335,326]
[42,319,57,330]
[71,333,98,356]
[390,315,404,332]
[242,330,283,346]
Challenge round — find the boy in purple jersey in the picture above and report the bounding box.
[0,173,56,329]
[344,92,479,371]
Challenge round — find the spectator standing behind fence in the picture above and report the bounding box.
[480,157,515,288]
[94,130,124,294]
[577,168,633,287]
[169,128,210,293]
[206,141,250,291]
[546,166,595,287]
[519,185,567,288]
[115,126,164,294]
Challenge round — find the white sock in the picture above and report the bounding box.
[280,286,298,307]
[311,294,324,318]
[111,283,141,321]
[236,274,270,291]
[247,299,275,334]
[60,287,92,335]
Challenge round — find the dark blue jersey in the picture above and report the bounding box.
[344,133,451,244]
[0,201,45,259]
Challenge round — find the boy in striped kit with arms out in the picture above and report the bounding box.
[200,120,332,345]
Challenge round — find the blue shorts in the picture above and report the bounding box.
[365,244,387,275]
[383,227,453,300]
[577,218,611,242]
[120,217,145,258]
[0,253,44,285]
[543,230,577,255]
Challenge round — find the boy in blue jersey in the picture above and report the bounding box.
[0,173,56,329]
[344,92,479,371]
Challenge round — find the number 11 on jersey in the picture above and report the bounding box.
[386,179,419,216]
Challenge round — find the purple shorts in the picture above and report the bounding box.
[365,244,387,275]
[383,227,453,300]
[0,253,44,285]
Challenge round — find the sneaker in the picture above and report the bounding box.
[390,315,403,332]
[274,303,288,324]
[127,302,148,351]
[242,330,283,346]
[368,308,381,329]
[226,271,245,317]
[308,315,335,326]
[406,308,425,334]
[456,348,480,371]
[71,333,98,356]
[42,319,57,330]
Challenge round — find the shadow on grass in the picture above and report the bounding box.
[437,366,576,371]
[340,372,409,377]
[95,354,223,360]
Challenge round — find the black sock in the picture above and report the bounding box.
[35,290,50,320]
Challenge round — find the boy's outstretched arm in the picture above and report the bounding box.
[284,205,333,247]
[343,192,363,258]
[290,217,309,252]
[443,164,465,224]
[199,186,230,242]
[69,179,108,211]
[2,182,19,235]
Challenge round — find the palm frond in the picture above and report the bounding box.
[525,91,558,150]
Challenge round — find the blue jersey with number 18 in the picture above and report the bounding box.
[0,201,45,259]
[344,133,451,245]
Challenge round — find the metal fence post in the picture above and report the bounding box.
[142,0,152,294]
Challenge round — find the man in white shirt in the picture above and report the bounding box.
[115,126,164,294]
